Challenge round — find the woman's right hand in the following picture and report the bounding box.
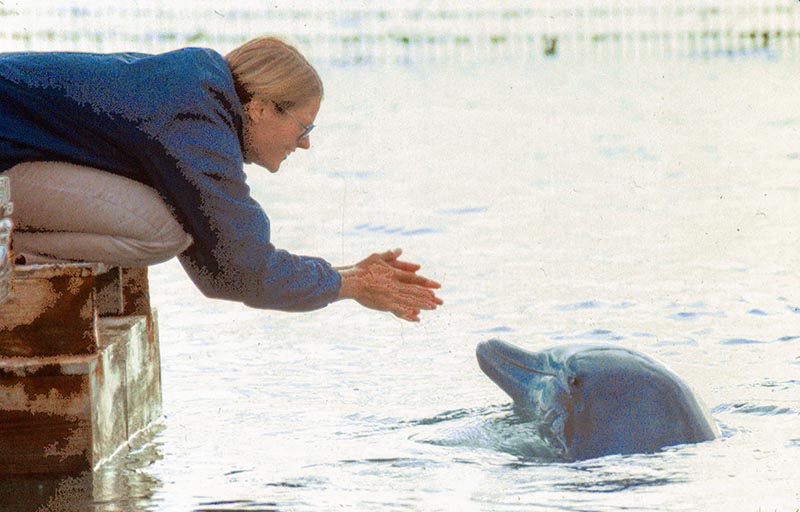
[336,248,442,322]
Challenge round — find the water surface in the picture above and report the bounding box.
[4,57,800,511]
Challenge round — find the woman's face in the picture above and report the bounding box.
[242,97,319,172]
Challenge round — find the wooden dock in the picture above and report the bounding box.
[0,176,163,476]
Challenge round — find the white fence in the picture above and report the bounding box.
[1,0,799,64]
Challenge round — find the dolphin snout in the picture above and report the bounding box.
[475,339,497,365]
[475,339,496,380]
[476,339,553,404]
[477,339,550,373]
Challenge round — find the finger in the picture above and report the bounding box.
[408,306,423,321]
[379,248,402,262]
[410,288,443,307]
[394,307,420,322]
[396,270,441,289]
[395,280,436,298]
[396,286,442,309]
[388,259,421,272]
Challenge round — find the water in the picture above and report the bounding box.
[3,56,800,510]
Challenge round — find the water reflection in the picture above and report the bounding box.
[193,499,281,512]
[0,425,163,512]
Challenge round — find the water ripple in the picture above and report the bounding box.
[194,500,281,512]
[554,300,601,311]
[264,481,307,489]
[757,379,800,389]
[337,457,445,471]
[471,325,514,334]
[349,223,442,236]
[713,402,798,416]
[721,335,800,345]
[655,338,698,347]
[405,405,505,427]
[553,329,624,342]
[556,475,683,493]
[670,310,724,320]
[721,338,764,345]
[439,206,488,215]
[409,405,558,461]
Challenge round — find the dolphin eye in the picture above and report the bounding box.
[568,376,582,388]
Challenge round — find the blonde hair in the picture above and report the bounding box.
[225,36,323,109]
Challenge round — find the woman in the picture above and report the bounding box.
[0,36,441,322]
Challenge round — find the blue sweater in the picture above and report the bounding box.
[0,47,341,311]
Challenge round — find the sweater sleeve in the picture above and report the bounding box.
[149,101,341,312]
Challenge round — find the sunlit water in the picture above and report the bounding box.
[4,56,800,511]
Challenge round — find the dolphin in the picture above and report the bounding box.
[476,339,717,461]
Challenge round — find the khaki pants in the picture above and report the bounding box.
[4,161,192,266]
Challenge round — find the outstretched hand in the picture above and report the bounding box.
[336,248,442,322]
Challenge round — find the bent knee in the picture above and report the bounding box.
[125,228,193,266]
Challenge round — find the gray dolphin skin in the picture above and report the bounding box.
[476,339,717,461]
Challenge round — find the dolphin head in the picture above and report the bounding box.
[476,339,717,460]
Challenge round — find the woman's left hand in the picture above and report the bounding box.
[336,248,442,322]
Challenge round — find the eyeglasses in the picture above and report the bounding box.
[273,101,315,142]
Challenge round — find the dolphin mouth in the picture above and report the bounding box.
[476,339,556,403]
[476,339,554,375]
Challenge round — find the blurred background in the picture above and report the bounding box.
[2,0,799,63]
